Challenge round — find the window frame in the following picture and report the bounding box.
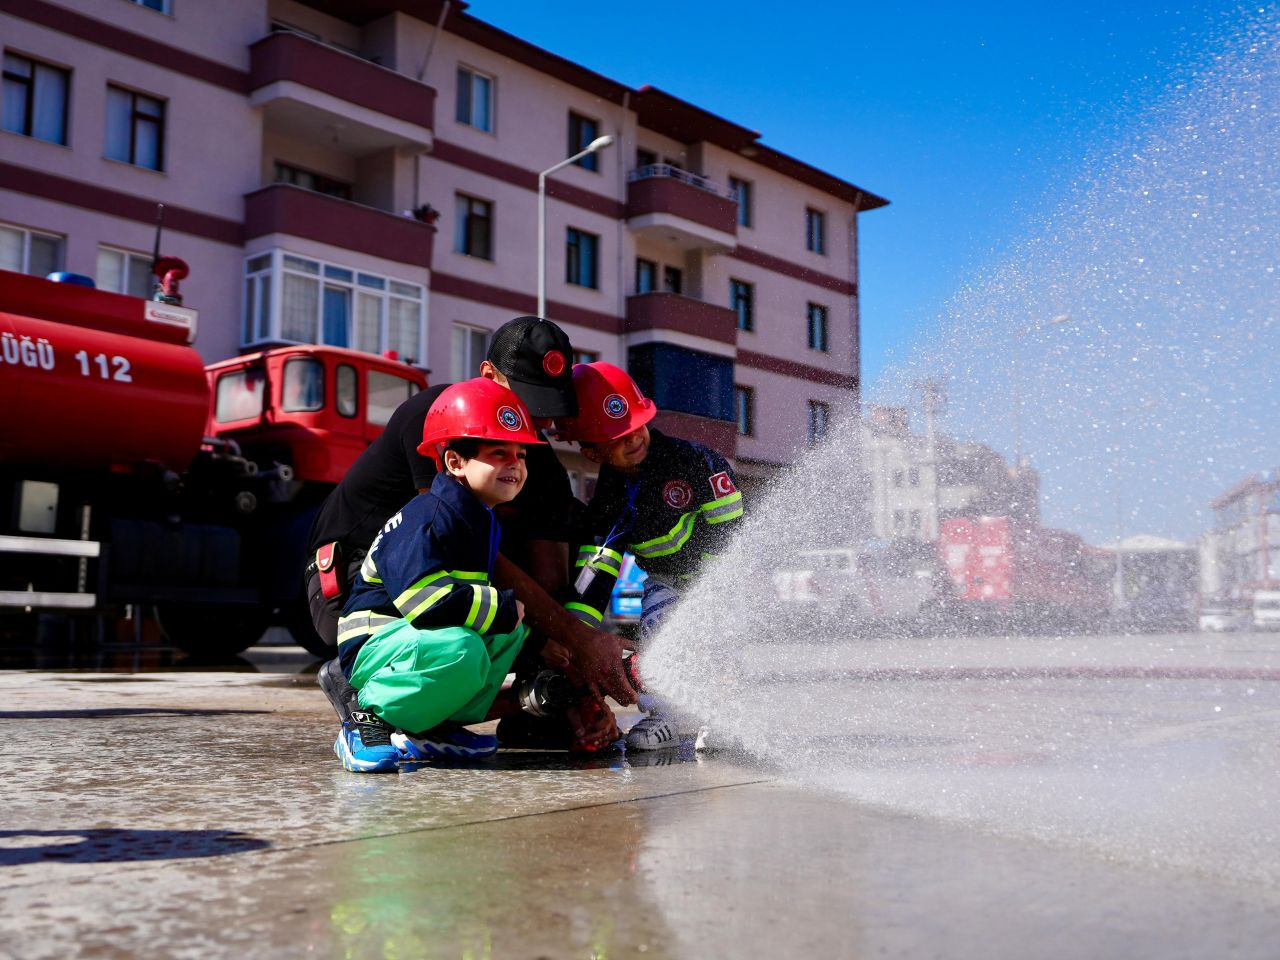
[2,52,69,145]
[128,0,173,13]
[805,206,827,255]
[455,64,494,133]
[454,193,494,260]
[806,302,829,352]
[450,322,489,382]
[568,111,601,171]
[807,399,830,445]
[730,278,754,332]
[635,257,657,294]
[96,245,154,298]
[734,384,755,437]
[0,221,64,276]
[572,349,600,365]
[105,83,166,171]
[565,227,599,288]
[662,265,683,295]
[274,161,352,200]
[729,176,752,228]
[241,250,425,362]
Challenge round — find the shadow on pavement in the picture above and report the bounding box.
[0,708,272,720]
[0,829,270,866]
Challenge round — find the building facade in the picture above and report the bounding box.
[1201,470,1280,599]
[861,405,1040,543]
[1,0,887,495]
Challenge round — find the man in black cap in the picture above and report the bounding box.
[305,317,636,759]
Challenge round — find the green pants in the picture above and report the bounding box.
[350,619,527,734]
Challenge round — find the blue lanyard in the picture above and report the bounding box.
[601,479,641,549]
[486,505,501,574]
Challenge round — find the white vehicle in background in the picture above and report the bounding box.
[772,545,936,625]
[1253,590,1280,630]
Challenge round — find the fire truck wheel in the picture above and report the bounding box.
[154,604,269,658]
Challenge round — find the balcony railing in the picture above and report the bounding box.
[626,163,736,200]
[625,292,737,345]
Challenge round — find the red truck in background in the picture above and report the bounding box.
[0,263,426,657]
[937,516,1109,631]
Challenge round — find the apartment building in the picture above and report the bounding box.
[1200,470,1280,597]
[1,0,887,494]
[862,405,1040,542]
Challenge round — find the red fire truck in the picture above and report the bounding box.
[0,263,426,657]
[937,516,1109,631]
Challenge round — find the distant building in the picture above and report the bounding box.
[0,0,888,497]
[860,405,1039,542]
[1098,534,1199,626]
[1201,471,1280,598]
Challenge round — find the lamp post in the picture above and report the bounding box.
[538,134,614,320]
[1011,313,1071,468]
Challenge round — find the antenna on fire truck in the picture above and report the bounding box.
[149,203,166,298]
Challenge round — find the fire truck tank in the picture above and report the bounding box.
[0,271,209,473]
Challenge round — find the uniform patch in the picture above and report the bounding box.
[542,350,566,377]
[709,471,737,497]
[496,405,524,431]
[662,479,694,510]
[603,393,629,419]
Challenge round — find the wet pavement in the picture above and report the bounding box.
[2,633,1278,959]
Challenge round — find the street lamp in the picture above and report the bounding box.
[1011,313,1071,467]
[537,134,614,320]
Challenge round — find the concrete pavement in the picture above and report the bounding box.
[1,633,1278,959]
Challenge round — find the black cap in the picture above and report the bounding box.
[486,316,578,417]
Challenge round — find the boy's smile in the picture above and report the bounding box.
[446,442,529,507]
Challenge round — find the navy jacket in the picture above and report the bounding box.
[336,472,520,676]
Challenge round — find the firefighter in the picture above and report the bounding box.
[333,378,547,771]
[306,317,637,757]
[556,362,745,751]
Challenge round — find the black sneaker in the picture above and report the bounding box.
[318,658,360,724]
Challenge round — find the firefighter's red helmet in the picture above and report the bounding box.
[418,377,546,466]
[555,362,657,444]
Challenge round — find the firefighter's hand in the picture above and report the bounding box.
[539,637,576,678]
[565,622,637,706]
[567,688,621,753]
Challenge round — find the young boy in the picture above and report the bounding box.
[331,377,543,772]
[555,362,745,751]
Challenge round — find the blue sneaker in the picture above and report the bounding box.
[391,722,498,761]
[333,711,400,773]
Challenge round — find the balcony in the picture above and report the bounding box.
[244,184,435,269]
[249,31,434,155]
[625,165,738,250]
[625,292,737,345]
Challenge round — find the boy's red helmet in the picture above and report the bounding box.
[418,377,546,467]
[555,362,657,444]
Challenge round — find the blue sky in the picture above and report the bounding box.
[475,1,1244,386]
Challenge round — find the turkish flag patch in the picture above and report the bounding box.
[709,471,736,497]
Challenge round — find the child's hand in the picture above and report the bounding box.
[514,599,526,627]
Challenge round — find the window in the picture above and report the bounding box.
[892,469,904,487]
[568,111,600,171]
[282,357,325,412]
[730,279,754,331]
[908,467,920,486]
[97,246,153,298]
[573,349,600,365]
[214,367,266,423]
[805,207,826,254]
[336,364,358,418]
[454,194,493,260]
[274,162,352,200]
[734,385,754,437]
[105,85,165,170]
[451,323,488,382]
[808,400,830,445]
[368,370,419,427]
[242,251,425,361]
[0,222,63,276]
[893,510,905,534]
[635,258,657,294]
[3,53,68,145]
[636,148,657,169]
[806,302,829,352]
[129,0,172,12]
[729,176,752,228]
[455,65,493,132]
[663,265,683,295]
[628,343,734,422]
[910,510,922,533]
[566,228,598,288]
